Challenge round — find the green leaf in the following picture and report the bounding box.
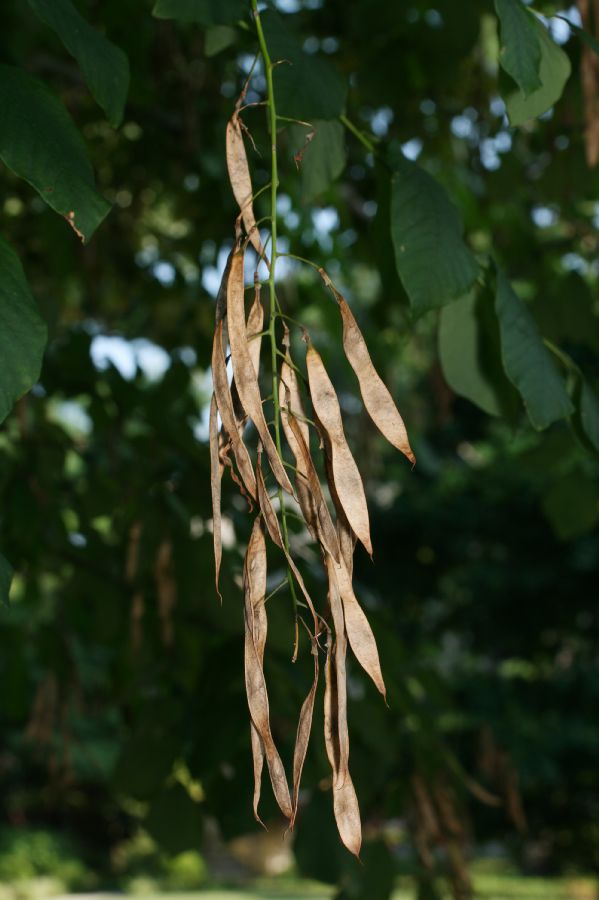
[0,65,111,242]
[390,157,479,314]
[204,25,237,57]
[0,236,47,425]
[289,119,346,201]
[261,10,347,121]
[505,16,571,125]
[153,0,245,26]
[495,0,542,96]
[0,554,14,606]
[495,268,573,430]
[438,289,519,418]
[542,472,599,540]
[27,0,129,127]
[580,379,599,452]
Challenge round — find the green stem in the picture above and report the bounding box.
[252,0,298,617]
[340,113,392,172]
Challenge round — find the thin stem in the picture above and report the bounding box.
[252,0,298,617]
[340,113,392,172]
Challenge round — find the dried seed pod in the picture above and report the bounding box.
[212,319,257,500]
[255,448,319,631]
[243,517,292,820]
[232,277,264,436]
[226,113,266,258]
[279,356,320,542]
[227,250,294,496]
[305,338,372,557]
[291,628,319,827]
[324,559,362,859]
[321,275,415,465]
[209,395,224,600]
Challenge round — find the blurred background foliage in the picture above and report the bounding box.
[0,0,598,898]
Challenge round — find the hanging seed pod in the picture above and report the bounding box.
[226,112,266,259]
[227,249,294,496]
[243,516,292,820]
[304,337,373,558]
[319,270,415,465]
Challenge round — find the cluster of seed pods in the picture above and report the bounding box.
[210,99,415,857]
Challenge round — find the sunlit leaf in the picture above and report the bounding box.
[505,16,571,125]
[390,157,479,314]
[28,0,129,127]
[438,288,519,419]
[495,268,573,430]
[0,65,111,241]
[495,0,542,96]
[0,236,47,425]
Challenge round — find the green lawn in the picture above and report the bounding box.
[46,874,597,900]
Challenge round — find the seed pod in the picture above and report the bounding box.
[305,339,372,557]
[324,560,362,859]
[331,281,415,465]
[255,448,318,631]
[243,517,292,820]
[226,113,266,259]
[291,629,319,827]
[211,319,257,500]
[232,277,264,436]
[209,395,224,601]
[227,250,294,496]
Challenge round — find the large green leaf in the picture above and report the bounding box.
[0,236,47,425]
[289,119,346,201]
[438,289,519,418]
[579,378,599,453]
[0,554,13,607]
[153,0,245,26]
[261,11,347,121]
[495,268,573,430]
[495,0,542,96]
[28,0,129,127]
[505,16,571,125]
[542,472,599,540]
[0,65,111,242]
[390,157,479,315]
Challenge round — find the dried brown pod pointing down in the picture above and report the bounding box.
[320,272,415,465]
[226,112,267,258]
[243,517,292,820]
[209,395,223,601]
[211,319,257,501]
[227,250,294,497]
[304,338,373,558]
[324,556,362,858]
